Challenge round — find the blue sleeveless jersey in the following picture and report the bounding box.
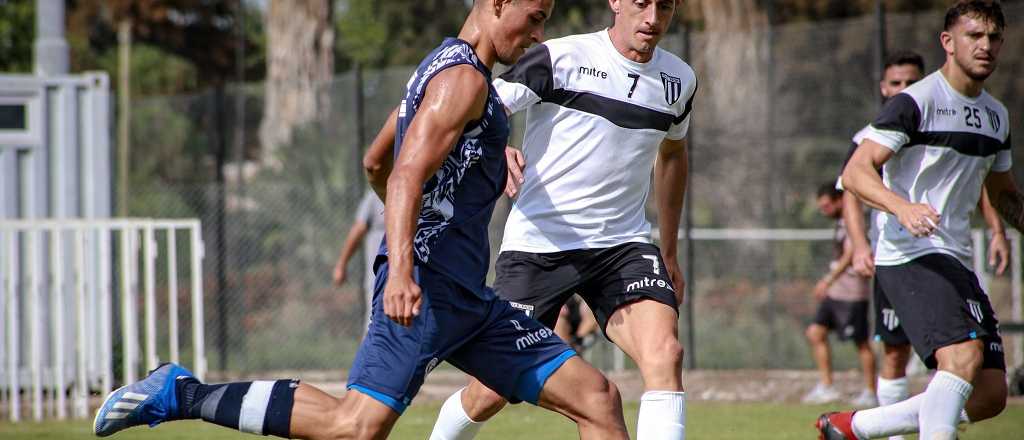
[377,38,510,299]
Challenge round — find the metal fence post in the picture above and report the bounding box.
[681,23,697,371]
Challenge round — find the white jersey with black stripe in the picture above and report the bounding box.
[864,71,1011,267]
[493,29,697,253]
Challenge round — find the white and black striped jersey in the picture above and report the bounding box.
[863,71,1012,267]
[493,29,697,253]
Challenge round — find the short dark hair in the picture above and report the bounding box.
[883,50,925,74]
[817,182,842,199]
[944,0,1006,31]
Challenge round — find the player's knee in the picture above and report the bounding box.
[578,375,621,419]
[805,325,825,343]
[639,335,683,369]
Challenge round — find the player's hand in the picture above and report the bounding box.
[989,231,1009,275]
[332,262,347,286]
[383,275,422,327]
[852,244,875,277]
[663,254,686,306]
[504,146,526,198]
[813,279,829,300]
[894,202,940,237]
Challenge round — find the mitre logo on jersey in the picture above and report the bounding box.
[985,106,1000,132]
[660,72,682,105]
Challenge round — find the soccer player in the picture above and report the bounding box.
[802,183,876,407]
[838,49,1009,440]
[427,0,695,439]
[818,1,1013,438]
[93,2,632,439]
[332,188,386,330]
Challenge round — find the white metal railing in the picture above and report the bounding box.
[0,218,205,422]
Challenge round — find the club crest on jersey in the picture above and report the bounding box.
[967,299,984,323]
[660,72,682,105]
[985,106,1000,132]
[882,308,900,331]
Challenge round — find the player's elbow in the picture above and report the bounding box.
[841,166,864,198]
[363,152,384,177]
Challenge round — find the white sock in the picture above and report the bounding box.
[853,393,925,439]
[636,391,685,440]
[429,388,483,440]
[875,376,911,440]
[876,376,909,406]
[919,371,972,440]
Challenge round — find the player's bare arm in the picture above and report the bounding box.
[816,233,856,299]
[333,220,369,285]
[985,170,1024,235]
[841,191,874,276]
[843,139,939,237]
[364,106,400,201]
[384,65,489,327]
[978,187,1009,274]
[365,105,527,201]
[655,136,688,303]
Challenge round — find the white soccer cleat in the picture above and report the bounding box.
[802,383,842,404]
[850,388,878,408]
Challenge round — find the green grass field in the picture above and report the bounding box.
[3,401,1022,439]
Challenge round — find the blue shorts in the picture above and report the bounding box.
[346,262,575,414]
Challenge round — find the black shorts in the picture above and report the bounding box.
[873,280,911,346]
[874,253,1005,371]
[494,242,678,337]
[812,298,870,342]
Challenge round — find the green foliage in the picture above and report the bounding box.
[337,0,388,65]
[0,0,33,73]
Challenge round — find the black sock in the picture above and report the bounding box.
[175,378,298,438]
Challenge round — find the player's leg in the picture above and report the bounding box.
[603,299,686,439]
[288,385,399,439]
[819,255,1007,439]
[584,243,685,440]
[95,263,442,439]
[554,304,574,342]
[873,281,912,440]
[853,341,878,406]
[844,300,876,407]
[535,356,629,439]
[92,364,401,439]
[429,382,499,440]
[430,250,577,439]
[806,323,833,386]
[805,297,837,401]
[880,344,911,381]
[448,298,627,439]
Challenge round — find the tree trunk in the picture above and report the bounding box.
[697,0,768,134]
[260,0,334,163]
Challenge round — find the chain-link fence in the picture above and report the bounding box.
[123,4,1024,375]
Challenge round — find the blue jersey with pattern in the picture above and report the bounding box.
[377,38,509,299]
